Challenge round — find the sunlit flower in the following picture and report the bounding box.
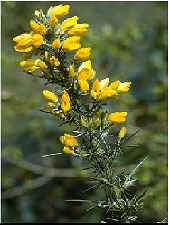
[48,5,70,26]
[108,112,128,123]
[31,34,44,48]
[30,20,47,35]
[50,56,60,67]
[61,91,71,113]
[91,78,117,100]
[74,48,91,61]
[78,60,95,80]
[68,24,89,35]
[13,33,33,52]
[63,36,81,51]
[61,16,79,31]
[63,146,75,155]
[42,90,58,103]
[109,80,120,90]
[35,59,47,69]
[79,79,89,92]
[117,82,131,93]
[20,59,38,72]
[52,39,61,49]
[20,59,47,72]
[60,133,78,147]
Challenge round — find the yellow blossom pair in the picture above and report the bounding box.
[60,133,78,155]
[74,48,91,61]
[20,59,47,72]
[91,78,131,100]
[42,90,58,103]
[30,20,47,36]
[47,4,70,26]
[77,60,95,92]
[13,33,43,53]
[91,78,117,100]
[42,90,71,113]
[49,56,60,67]
[61,15,89,35]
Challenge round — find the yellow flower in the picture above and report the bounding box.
[91,78,117,100]
[20,59,47,72]
[48,5,70,26]
[61,91,71,113]
[20,59,39,72]
[52,39,61,49]
[50,56,60,67]
[79,79,89,92]
[118,127,127,139]
[13,33,33,52]
[92,78,109,91]
[63,36,81,51]
[42,90,58,103]
[35,59,47,69]
[60,133,78,147]
[32,33,44,48]
[30,20,47,35]
[68,65,75,77]
[98,87,117,100]
[63,146,75,155]
[68,24,89,35]
[109,80,120,90]
[108,112,128,123]
[61,16,79,31]
[78,60,95,80]
[74,48,91,61]
[117,82,131,93]
[13,33,43,52]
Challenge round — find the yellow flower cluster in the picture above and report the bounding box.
[60,133,78,155]
[13,4,91,74]
[13,4,132,155]
[13,33,44,53]
[42,90,71,115]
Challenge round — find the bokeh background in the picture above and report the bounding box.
[2,1,167,223]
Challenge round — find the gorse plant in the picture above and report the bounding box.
[13,4,147,223]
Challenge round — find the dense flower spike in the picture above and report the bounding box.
[13,5,140,223]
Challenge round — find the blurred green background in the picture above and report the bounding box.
[2,1,167,223]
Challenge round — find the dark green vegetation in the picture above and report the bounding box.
[2,1,167,223]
